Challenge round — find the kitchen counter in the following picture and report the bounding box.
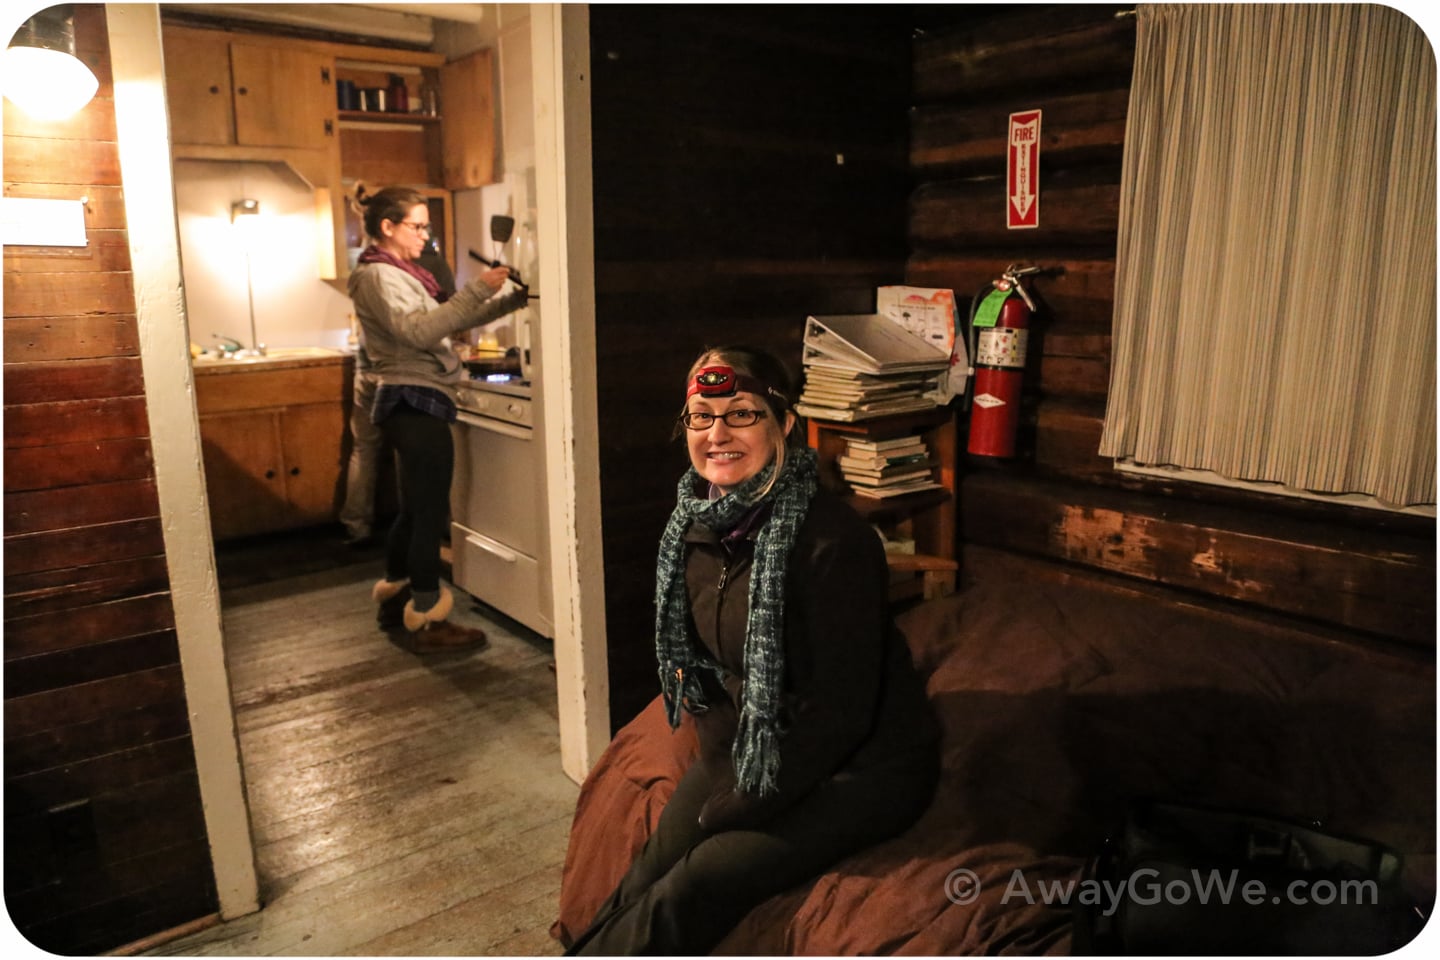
[192,346,352,376]
[193,349,353,541]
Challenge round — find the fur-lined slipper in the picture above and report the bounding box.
[402,583,455,632]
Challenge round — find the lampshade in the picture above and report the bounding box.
[231,199,260,221]
[2,5,98,121]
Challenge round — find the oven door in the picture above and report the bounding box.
[450,409,551,636]
[451,410,540,558]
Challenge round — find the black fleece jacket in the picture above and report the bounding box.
[681,489,939,832]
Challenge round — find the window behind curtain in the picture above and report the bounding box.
[1099,3,1436,510]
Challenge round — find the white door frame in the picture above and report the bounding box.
[531,3,611,781]
[106,2,260,920]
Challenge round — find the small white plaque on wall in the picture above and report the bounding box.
[0,196,89,247]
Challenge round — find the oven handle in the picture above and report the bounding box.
[464,532,518,563]
[456,410,532,440]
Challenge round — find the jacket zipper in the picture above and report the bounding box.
[715,552,731,644]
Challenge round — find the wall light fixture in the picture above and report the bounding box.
[2,5,99,121]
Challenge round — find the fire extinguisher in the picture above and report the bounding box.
[966,264,1041,458]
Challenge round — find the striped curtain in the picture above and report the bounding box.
[1099,4,1436,508]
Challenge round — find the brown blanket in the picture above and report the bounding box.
[553,576,1435,954]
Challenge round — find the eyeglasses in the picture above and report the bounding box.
[398,221,432,236]
[678,409,768,431]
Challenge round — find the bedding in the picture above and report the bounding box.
[552,574,1435,954]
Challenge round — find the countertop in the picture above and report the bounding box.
[193,347,353,376]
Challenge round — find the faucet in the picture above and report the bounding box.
[212,334,244,355]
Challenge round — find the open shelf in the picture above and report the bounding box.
[807,405,959,603]
[337,110,441,125]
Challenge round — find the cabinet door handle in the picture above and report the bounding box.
[290,467,300,476]
[209,84,220,94]
[321,66,330,84]
[237,86,248,96]
[265,469,276,479]
[324,119,334,136]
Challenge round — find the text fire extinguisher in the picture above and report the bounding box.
[966,264,1041,458]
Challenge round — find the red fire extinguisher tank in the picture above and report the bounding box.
[967,293,1031,458]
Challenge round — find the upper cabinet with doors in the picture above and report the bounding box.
[159,18,497,280]
[163,26,336,150]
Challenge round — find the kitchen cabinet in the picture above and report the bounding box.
[195,357,352,541]
[163,26,335,150]
[439,49,496,189]
[808,407,959,603]
[159,18,494,281]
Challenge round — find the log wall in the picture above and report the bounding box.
[2,7,219,952]
[588,5,914,728]
[907,4,1435,646]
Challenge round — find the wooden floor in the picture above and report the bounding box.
[142,530,576,956]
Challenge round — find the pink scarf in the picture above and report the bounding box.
[357,245,449,303]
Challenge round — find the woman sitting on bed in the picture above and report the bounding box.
[565,345,940,955]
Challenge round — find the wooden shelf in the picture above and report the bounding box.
[337,110,441,125]
[844,487,950,521]
[808,405,960,602]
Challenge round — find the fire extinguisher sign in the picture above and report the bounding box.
[1007,110,1041,229]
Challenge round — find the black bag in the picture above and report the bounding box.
[1071,800,1427,955]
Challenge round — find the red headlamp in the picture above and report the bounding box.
[686,365,771,400]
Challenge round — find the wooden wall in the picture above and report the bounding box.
[588,5,915,728]
[907,5,1436,646]
[3,6,219,952]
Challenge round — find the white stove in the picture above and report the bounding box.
[450,374,552,637]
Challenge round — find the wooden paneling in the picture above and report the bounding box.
[4,479,160,535]
[3,438,156,492]
[2,6,216,952]
[589,5,913,729]
[4,396,152,447]
[913,6,1137,101]
[911,88,1130,175]
[962,472,1435,645]
[906,4,1434,648]
[4,593,180,661]
[1,135,123,185]
[4,518,169,578]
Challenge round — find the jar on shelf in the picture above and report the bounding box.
[419,79,439,116]
[387,74,409,113]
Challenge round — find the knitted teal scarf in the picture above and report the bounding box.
[654,447,819,797]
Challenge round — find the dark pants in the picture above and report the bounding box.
[378,406,453,594]
[566,749,937,956]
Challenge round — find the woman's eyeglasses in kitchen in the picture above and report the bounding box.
[398,220,432,236]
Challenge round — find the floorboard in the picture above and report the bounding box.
[141,529,575,956]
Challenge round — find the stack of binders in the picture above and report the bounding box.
[795,314,948,423]
[837,434,943,499]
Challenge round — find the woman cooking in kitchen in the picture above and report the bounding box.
[563,345,939,955]
[348,184,528,653]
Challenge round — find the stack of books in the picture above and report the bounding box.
[838,435,943,499]
[795,315,948,423]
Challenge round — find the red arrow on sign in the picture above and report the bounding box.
[1007,109,1041,229]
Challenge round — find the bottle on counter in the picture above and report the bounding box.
[387,74,409,113]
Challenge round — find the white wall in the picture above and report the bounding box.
[173,159,354,351]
